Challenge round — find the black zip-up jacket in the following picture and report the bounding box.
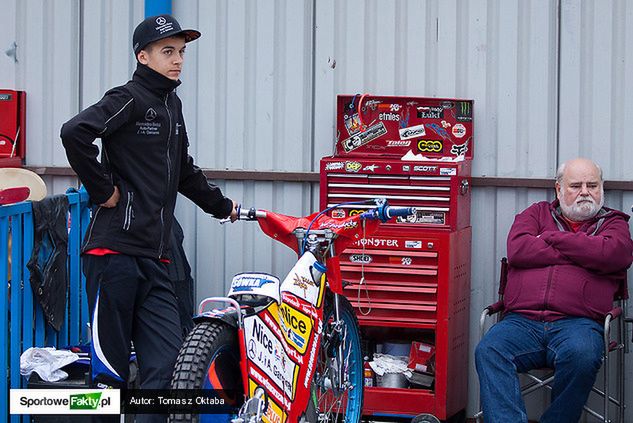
[61,64,233,259]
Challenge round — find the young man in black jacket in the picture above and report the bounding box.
[61,14,237,414]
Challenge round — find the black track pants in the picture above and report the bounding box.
[83,254,183,419]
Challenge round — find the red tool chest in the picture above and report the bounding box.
[0,90,26,167]
[320,94,473,420]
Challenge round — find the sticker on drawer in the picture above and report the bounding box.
[405,240,422,249]
[356,238,400,248]
[440,167,457,176]
[349,254,372,264]
[397,211,446,225]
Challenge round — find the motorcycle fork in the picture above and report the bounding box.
[333,294,345,390]
[237,327,249,397]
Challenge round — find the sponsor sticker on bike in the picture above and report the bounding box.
[244,315,299,400]
[281,253,323,307]
[330,208,345,219]
[248,380,287,423]
[268,302,313,354]
[228,273,280,303]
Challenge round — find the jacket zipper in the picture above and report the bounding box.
[542,266,554,319]
[158,94,173,258]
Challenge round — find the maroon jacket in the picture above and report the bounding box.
[504,200,633,321]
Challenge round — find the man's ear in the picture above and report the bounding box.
[137,50,148,65]
[555,182,562,200]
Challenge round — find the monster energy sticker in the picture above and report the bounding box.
[455,101,472,122]
[341,122,387,153]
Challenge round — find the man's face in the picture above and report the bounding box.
[137,36,186,81]
[556,160,604,221]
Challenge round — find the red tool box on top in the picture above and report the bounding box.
[335,94,473,159]
[320,94,473,420]
[0,90,26,167]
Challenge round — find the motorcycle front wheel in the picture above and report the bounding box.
[313,294,364,422]
[170,320,243,423]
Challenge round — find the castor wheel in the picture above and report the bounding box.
[411,414,441,423]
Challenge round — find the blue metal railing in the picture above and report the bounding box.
[0,188,91,421]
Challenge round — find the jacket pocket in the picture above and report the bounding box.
[582,276,618,317]
[504,269,524,307]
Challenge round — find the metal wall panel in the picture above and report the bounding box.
[558,0,633,180]
[0,0,143,171]
[173,0,314,172]
[4,0,633,420]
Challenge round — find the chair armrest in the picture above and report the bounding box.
[607,307,622,320]
[485,301,505,316]
[479,301,505,340]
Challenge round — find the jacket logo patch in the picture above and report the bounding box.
[145,108,157,122]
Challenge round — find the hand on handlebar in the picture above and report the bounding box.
[229,200,239,222]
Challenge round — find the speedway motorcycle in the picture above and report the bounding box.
[170,199,414,422]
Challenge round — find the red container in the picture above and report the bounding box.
[335,94,473,159]
[320,157,471,231]
[321,95,473,420]
[340,227,472,420]
[0,90,26,167]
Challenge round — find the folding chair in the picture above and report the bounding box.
[474,258,630,423]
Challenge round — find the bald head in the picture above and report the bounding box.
[555,158,604,221]
[556,158,603,185]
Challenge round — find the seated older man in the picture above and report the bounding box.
[475,158,633,423]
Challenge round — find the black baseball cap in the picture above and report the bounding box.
[133,14,201,55]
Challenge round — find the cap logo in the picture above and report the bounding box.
[154,18,174,34]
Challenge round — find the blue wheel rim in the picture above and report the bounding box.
[318,304,364,422]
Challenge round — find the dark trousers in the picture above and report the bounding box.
[83,254,183,422]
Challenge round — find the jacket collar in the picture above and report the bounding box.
[549,198,626,234]
[132,63,181,96]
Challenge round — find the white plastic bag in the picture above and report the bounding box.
[20,347,79,382]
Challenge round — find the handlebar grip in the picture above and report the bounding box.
[359,206,416,222]
[386,206,415,218]
[238,206,266,220]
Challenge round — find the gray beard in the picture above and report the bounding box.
[560,196,603,221]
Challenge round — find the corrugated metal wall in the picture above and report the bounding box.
[2,0,633,420]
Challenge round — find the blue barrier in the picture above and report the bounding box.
[0,188,91,422]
